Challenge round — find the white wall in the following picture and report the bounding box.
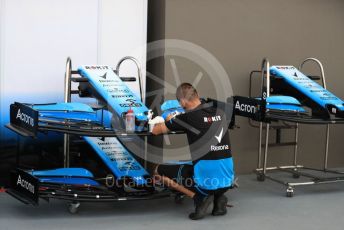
[0,0,147,143]
[100,0,147,100]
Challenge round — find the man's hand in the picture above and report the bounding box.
[152,123,169,135]
[166,114,174,122]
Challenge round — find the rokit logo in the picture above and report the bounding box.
[119,99,142,107]
[235,101,256,114]
[17,175,35,194]
[16,109,34,127]
[203,115,221,123]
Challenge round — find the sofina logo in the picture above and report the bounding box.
[85,66,109,70]
[17,175,35,194]
[276,66,295,70]
[16,109,34,127]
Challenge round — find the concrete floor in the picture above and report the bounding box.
[1,173,344,230]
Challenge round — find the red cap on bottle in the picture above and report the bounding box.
[127,107,134,114]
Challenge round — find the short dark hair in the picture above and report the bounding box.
[176,83,198,101]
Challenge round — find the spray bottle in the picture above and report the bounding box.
[125,107,135,133]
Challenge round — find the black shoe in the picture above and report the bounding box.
[212,194,228,216]
[189,194,214,220]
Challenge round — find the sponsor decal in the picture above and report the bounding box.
[99,72,107,79]
[276,66,295,70]
[102,146,115,151]
[16,109,34,127]
[102,84,115,88]
[119,162,141,171]
[292,77,309,81]
[111,95,134,98]
[210,128,228,151]
[214,128,224,143]
[133,176,144,181]
[310,90,326,93]
[210,144,229,151]
[322,93,333,96]
[304,84,315,88]
[203,115,221,123]
[99,80,119,83]
[89,137,143,172]
[235,101,256,114]
[119,99,142,108]
[320,97,338,100]
[85,66,109,70]
[105,88,130,93]
[17,175,35,194]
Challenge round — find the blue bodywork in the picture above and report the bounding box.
[257,96,306,113]
[161,100,185,120]
[83,136,149,186]
[33,103,98,122]
[30,168,99,186]
[78,66,149,131]
[6,70,191,189]
[270,66,344,112]
[20,66,154,187]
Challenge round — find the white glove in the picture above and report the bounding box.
[148,116,165,125]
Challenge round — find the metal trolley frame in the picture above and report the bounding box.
[6,57,185,213]
[251,58,344,197]
[63,56,145,168]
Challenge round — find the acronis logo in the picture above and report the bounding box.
[235,101,256,114]
[16,109,34,127]
[17,175,35,194]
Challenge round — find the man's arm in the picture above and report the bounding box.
[151,114,174,135]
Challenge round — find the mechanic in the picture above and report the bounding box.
[152,83,234,220]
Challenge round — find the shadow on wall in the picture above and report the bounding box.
[162,0,344,173]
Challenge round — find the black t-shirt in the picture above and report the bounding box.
[165,102,232,164]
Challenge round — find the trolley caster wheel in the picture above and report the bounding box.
[174,194,185,204]
[68,202,80,214]
[292,169,300,179]
[257,174,265,182]
[286,187,294,198]
[292,173,300,179]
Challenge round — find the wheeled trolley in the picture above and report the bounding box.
[235,58,344,197]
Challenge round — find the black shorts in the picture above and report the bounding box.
[157,164,231,196]
[157,164,194,189]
